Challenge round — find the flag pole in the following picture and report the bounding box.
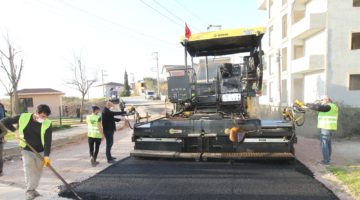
[184,39,188,73]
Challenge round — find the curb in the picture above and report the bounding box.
[3,132,88,159]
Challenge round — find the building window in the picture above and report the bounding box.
[269,55,274,75]
[268,0,273,19]
[262,56,267,71]
[349,74,360,90]
[351,32,360,50]
[20,98,34,107]
[269,82,273,102]
[281,79,288,103]
[354,0,360,7]
[282,14,288,39]
[262,82,268,96]
[269,26,273,47]
[282,48,287,72]
[294,45,304,59]
[292,10,305,24]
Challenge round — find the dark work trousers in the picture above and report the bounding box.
[88,137,101,161]
[0,142,3,173]
[104,130,115,161]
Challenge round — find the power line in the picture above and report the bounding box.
[57,0,175,46]
[139,0,183,28]
[174,0,209,27]
[28,0,175,47]
[152,0,201,32]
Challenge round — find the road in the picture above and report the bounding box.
[60,158,338,200]
[0,97,341,200]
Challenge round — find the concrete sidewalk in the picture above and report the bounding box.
[295,136,359,200]
[3,124,88,158]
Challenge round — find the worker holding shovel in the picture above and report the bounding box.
[0,104,53,200]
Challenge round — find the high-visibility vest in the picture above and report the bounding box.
[318,103,338,130]
[19,113,52,148]
[86,114,102,139]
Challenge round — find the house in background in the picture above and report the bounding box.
[17,88,65,117]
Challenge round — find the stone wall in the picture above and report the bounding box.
[251,103,360,138]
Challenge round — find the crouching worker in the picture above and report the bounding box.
[86,106,104,167]
[0,104,52,200]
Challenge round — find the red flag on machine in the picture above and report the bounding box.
[185,23,191,39]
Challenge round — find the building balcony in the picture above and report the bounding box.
[293,0,309,10]
[292,13,326,40]
[291,54,325,74]
[257,0,266,10]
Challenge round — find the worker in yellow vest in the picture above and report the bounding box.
[0,104,52,200]
[86,106,104,167]
[297,95,338,165]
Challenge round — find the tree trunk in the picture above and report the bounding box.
[80,94,85,123]
[13,89,19,115]
[9,95,13,116]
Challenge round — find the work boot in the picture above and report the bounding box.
[107,159,116,164]
[25,190,40,200]
[91,157,96,167]
[33,190,40,197]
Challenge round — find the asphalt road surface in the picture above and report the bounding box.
[59,157,338,200]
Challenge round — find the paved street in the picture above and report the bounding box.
[0,98,356,200]
[59,158,338,200]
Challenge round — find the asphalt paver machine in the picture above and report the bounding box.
[131,27,297,161]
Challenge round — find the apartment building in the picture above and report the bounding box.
[257,0,360,107]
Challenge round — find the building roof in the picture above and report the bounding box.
[162,65,191,73]
[96,82,124,87]
[17,88,65,95]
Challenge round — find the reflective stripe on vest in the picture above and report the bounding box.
[86,114,102,138]
[318,103,338,130]
[18,113,52,148]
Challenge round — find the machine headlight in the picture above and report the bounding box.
[222,93,241,102]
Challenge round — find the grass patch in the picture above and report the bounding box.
[327,166,360,199]
[4,125,72,141]
[53,124,72,132]
[4,132,16,141]
[51,118,85,126]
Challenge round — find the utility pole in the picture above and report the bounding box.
[152,52,160,98]
[101,69,108,97]
[207,24,222,31]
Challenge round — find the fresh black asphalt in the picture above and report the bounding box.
[59,157,338,200]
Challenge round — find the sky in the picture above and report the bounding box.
[0,0,265,98]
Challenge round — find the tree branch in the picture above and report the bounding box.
[0,49,9,59]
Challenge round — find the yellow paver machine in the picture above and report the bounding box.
[131,27,303,161]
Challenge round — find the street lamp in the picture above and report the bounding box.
[152,52,160,98]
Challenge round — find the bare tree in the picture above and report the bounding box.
[0,78,13,115]
[0,35,24,115]
[67,55,97,122]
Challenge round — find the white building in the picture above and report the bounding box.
[258,0,360,107]
[88,82,124,99]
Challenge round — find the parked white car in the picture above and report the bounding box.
[145,91,156,100]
